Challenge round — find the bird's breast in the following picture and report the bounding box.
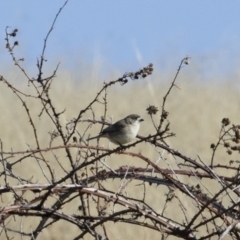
[129,123,140,137]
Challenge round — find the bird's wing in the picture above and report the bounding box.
[101,120,125,134]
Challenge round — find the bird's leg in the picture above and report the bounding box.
[115,143,126,153]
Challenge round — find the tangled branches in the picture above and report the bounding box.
[1,2,240,240]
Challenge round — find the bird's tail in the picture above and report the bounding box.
[87,135,99,141]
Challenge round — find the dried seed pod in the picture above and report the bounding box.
[210,143,215,149]
[162,110,169,119]
[146,105,159,115]
[227,150,232,155]
[231,146,238,151]
[222,118,230,126]
[224,142,230,148]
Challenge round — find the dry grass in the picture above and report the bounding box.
[0,62,240,239]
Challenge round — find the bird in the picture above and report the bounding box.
[87,114,144,145]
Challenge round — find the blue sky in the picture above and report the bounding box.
[1,1,240,79]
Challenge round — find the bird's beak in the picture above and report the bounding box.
[139,118,144,122]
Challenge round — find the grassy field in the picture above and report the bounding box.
[0,61,239,239]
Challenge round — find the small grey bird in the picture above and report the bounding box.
[87,114,144,145]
